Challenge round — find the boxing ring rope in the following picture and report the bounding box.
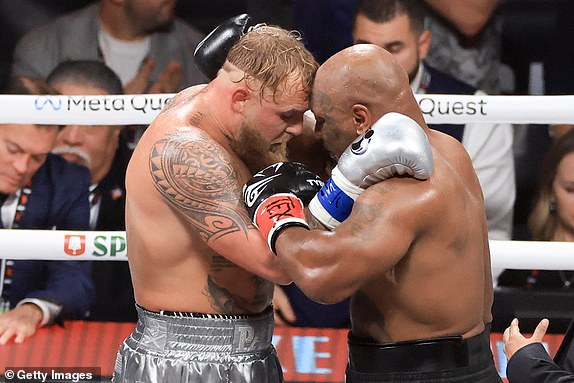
[3,93,574,125]
[1,229,574,271]
[1,93,574,270]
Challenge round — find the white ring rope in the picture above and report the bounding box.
[1,229,573,271]
[1,93,572,271]
[2,94,574,125]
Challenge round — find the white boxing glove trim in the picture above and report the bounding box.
[308,166,364,230]
[267,217,309,253]
[308,196,339,230]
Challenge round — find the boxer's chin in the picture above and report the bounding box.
[231,124,287,173]
[269,142,287,158]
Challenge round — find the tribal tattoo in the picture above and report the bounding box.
[204,269,273,314]
[149,131,252,242]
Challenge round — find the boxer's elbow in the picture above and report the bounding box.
[295,269,352,304]
[260,261,292,285]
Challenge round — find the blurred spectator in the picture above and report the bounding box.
[246,0,292,29]
[11,0,207,95]
[0,76,93,344]
[503,318,574,382]
[499,129,574,289]
[544,0,574,97]
[352,0,515,242]
[291,0,356,63]
[423,0,503,94]
[47,60,136,322]
[550,125,574,143]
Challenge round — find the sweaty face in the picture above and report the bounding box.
[552,152,574,239]
[124,0,176,34]
[0,124,58,194]
[353,13,424,82]
[235,81,309,173]
[51,82,121,184]
[310,76,358,161]
[230,122,287,174]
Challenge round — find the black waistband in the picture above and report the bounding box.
[347,326,493,373]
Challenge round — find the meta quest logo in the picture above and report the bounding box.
[64,234,127,258]
[34,95,170,114]
[34,96,62,111]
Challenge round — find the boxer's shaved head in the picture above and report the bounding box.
[312,44,425,129]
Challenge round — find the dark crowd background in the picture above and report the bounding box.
[1,0,573,334]
[0,0,568,95]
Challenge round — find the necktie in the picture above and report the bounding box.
[0,193,6,229]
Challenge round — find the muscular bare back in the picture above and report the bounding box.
[348,129,492,343]
[125,85,278,315]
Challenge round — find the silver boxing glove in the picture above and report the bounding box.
[308,112,434,230]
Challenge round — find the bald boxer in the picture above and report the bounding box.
[245,44,501,382]
[112,24,318,383]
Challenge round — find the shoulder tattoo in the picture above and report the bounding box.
[149,131,252,242]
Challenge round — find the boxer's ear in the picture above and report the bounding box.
[351,104,370,135]
[231,87,251,113]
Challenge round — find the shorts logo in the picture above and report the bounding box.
[64,235,86,256]
[34,96,62,111]
[351,129,374,155]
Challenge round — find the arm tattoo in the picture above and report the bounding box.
[149,131,252,242]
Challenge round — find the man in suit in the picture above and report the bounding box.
[504,318,574,382]
[0,76,94,344]
[48,60,136,322]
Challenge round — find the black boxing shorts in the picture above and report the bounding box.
[345,325,503,382]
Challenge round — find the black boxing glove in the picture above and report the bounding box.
[243,162,324,253]
[194,14,256,80]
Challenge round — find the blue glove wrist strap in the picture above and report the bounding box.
[316,177,355,223]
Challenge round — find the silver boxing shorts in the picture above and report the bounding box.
[112,305,282,383]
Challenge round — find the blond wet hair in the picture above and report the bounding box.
[225,25,318,102]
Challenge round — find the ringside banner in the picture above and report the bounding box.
[0,230,127,261]
[3,94,574,125]
[3,230,574,270]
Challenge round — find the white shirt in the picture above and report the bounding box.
[411,64,516,243]
[98,28,150,86]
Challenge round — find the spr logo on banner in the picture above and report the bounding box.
[64,235,85,256]
[63,234,127,258]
